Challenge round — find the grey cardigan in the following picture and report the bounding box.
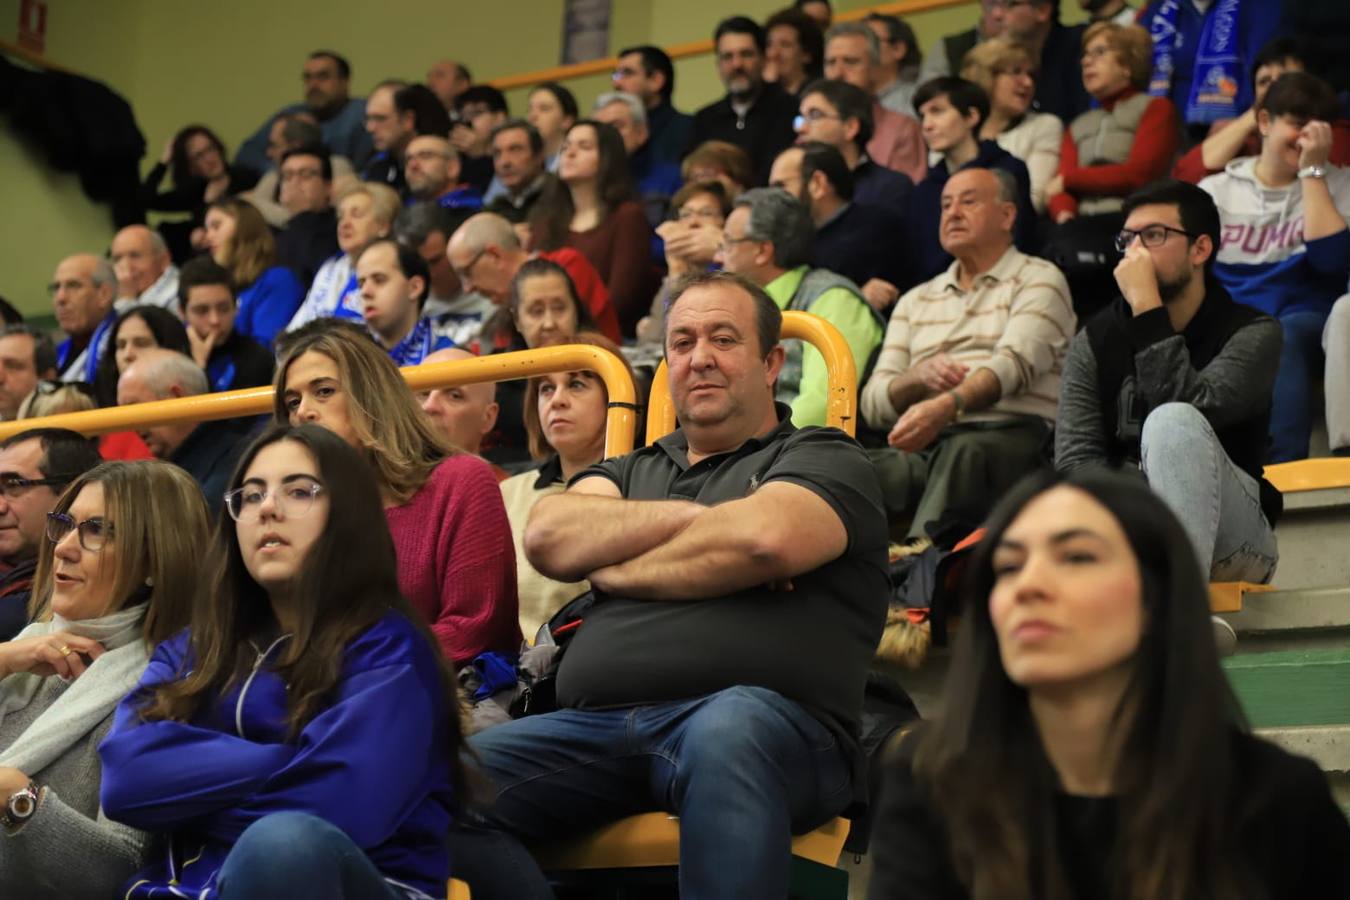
[0,675,153,899]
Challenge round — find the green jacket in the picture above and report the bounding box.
[764,266,882,427]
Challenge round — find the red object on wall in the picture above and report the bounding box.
[18,0,47,54]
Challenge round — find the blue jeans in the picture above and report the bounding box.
[216,812,409,900]
[456,685,852,900]
[1270,310,1328,462]
[1141,403,1278,583]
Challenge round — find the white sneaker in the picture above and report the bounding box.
[1212,616,1237,657]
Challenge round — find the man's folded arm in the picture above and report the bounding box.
[588,481,849,601]
[524,475,704,583]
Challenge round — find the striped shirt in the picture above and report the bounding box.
[860,246,1075,429]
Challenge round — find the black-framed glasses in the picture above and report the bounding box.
[453,247,488,283]
[35,379,96,399]
[45,512,114,552]
[793,110,841,131]
[224,479,324,522]
[0,474,73,499]
[1113,225,1195,253]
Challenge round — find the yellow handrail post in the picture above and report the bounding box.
[0,345,638,458]
[645,310,858,442]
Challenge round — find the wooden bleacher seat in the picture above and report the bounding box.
[1211,458,1350,614]
[528,812,852,898]
[1263,458,1350,494]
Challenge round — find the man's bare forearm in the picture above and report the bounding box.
[887,371,929,416]
[524,493,704,582]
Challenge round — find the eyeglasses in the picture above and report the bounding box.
[676,207,725,223]
[224,478,324,522]
[279,168,324,183]
[1082,45,1112,62]
[793,110,841,130]
[35,380,97,399]
[46,279,90,296]
[46,512,114,552]
[718,234,760,254]
[612,66,641,81]
[0,474,73,500]
[1113,225,1195,253]
[453,247,489,283]
[995,65,1037,79]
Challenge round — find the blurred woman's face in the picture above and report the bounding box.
[988,486,1145,692]
[527,90,574,145]
[185,133,226,180]
[337,193,387,257]
[1081,37,1131,100]
[559,125,601,184]
[114,315,159,373]
[514,273,579,348]
[537,370,607,463]
[990,60,1036,120]
[203,208,237,265]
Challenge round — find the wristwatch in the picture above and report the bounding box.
[1,782,40,830]
[947,389,966,421]
[1297,165,1327,180]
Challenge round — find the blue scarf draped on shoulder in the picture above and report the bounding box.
[1148,0,1244,124]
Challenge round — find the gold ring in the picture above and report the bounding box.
[57,644,72,657]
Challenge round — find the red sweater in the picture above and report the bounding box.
[384,454,522,667]
[1048,90,1179,220]
[564,200,658,338]
[1173,117,1350,184]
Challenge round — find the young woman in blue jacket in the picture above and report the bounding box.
[98,423,464,900]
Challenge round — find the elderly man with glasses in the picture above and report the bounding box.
[1056,179,1283,587]
[0,429,103,640]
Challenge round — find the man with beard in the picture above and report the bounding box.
[235,51,373,173]
[1055,179,1282,584]
[687,16,798,183]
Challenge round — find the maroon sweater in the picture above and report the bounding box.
[384,454,522,666]
[565,200,657,337]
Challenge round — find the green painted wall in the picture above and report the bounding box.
[3,0,1013,319]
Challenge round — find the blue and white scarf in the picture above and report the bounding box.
[385,317,454,368]
[1148,0,1244,124]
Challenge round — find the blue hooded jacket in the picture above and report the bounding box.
[98,611,456,899]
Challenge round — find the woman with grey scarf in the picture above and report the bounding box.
[0,460,211,899]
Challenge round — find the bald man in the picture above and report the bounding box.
[427,60,473,113]
[418,347,500,457]
[110,226,179,310]
[117,348,248,509]
[445,212,621,344]
[405,135,483,211]
[50,253,117,383]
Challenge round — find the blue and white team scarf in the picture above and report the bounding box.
[385,317,454,368]
[1148,0,1244,125]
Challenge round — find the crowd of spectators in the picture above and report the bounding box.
[4,1,1350,898]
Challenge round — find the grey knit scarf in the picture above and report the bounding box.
[0,603,149,775]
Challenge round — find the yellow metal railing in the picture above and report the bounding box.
[645,310,859,443]
[486,0,970,90]
[0,344,639,458]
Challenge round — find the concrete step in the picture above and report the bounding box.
[1220,587,1350,633]
[1255,725,1350,774]
[1270,486,1350,591]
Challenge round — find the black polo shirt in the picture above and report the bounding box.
[555,406,889,788]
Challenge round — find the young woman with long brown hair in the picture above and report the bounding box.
[99,425,465,900]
